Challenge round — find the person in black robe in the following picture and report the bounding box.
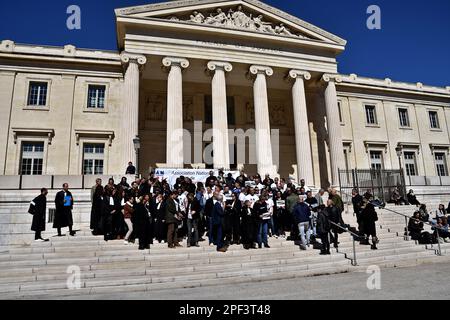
[134,194,152,250]
[360,201,379,250]
[90,185,104,235]
[53,183,75,236]
[228,192,242,245]
[152,193,167,243]
[241,200,257,249]
[29,188,49,242]
[204,195,215,244]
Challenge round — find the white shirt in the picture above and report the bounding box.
[245,194,259,208]
[178,192,188,212]
[239,192,246,204]
[266,198,274,214]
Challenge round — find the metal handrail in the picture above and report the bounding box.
[380,206,443,256]
[328,220,359,266]
[338,189,444,256]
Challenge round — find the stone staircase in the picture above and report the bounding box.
[0,197,450,299]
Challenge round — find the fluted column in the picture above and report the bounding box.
[288,70,314,186]
[162,57,190,168]
[120,52,147,168]
[322,74,345,187]
[207,61,233,170]
[249,65,277,177]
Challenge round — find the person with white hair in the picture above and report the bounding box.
[293,195,312,250]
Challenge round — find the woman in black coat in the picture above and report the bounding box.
[152,193,167,243]
[29,188,48,241]
[360,201,379,250]
[240,200,257,249]
[134,194,152,250]
[102,188,117,241]
[90,185,104,235]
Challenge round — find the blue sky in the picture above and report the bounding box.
[0,0,449,86]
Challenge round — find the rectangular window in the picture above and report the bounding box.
[87,85,106,109]
[27,82,48,106]
[429,111,440,129]
[83,143,104,175]
[398,108,410,127]
[365,105,377,125]
[204,95,236,125]
[20,142,44,175]
[435,152,448,176]
[369,151,383,170]
[404,152,417,176]
[337,101,343,123]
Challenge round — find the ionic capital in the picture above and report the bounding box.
[120,52,147,66]
[322,73,343,83]
[207,61,233,73]
[288,69,311,81]
[249,65,273,77]
[162,57,190,70]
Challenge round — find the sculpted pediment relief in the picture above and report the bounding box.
[164,5,310,40]
[116,0,347,46]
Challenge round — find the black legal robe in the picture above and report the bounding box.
[29,194,47,232]
[90,193,104,234]
[53,190,73,229]
[134,202,152,248]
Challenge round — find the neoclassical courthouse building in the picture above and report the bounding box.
[1,0,449,188]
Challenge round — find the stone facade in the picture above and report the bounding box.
[0,0,449,189]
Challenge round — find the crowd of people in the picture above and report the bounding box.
[84,170,356,254]
[27,168,450,255]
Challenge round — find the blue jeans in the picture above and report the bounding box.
[257,220,269,246]
[298,222,311,247]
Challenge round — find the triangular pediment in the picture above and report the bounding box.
[115,0,346,46]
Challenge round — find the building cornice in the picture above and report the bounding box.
[338,73,450,99]
[0,40,121,65]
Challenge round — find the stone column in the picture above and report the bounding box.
[288,70,314,186]
[162,57,190,168]
[120,52,147,168]
[249,65,277,177]
[322,74,345,187]
[207,61,233,170]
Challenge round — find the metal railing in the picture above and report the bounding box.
[329,220,360,266]
[338,189,445,256]
[379,206,443,256]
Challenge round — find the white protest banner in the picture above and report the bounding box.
[154,169,239,189]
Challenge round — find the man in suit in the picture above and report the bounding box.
[204,191,216,245]
[54,183,75,237]
[29,188,49,242]
[212,193,227,252]
[165,191,181,248]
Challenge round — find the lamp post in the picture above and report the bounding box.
[395,145,407,198]
[133,136,141,177]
